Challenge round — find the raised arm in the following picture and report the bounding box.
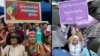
[0,32,8,45]
[67,36,73,43]
[74,24,82,41]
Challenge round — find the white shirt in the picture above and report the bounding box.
[2,45,27,56]
[69,35,82,56]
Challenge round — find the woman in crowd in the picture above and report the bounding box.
[43,35,51,56]
[34,23,43,44]
[0,22,8,46]
[2,33,27,56]
[22,23,33,36]
[68,24,82,56]
[42,23,48,30]
[27,31,45,56]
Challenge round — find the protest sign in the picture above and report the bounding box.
[59,0,88,24]
[6,1,41,23]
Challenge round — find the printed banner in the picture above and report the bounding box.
[6,1,41,23]
[59,0,88,24]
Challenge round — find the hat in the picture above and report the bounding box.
[28,31,36,37]
[10,33,21,43]
[7,23,15,27]
[7,33,22,45]
[10,33,20,39]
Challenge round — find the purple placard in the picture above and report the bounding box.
[58,0,88,24]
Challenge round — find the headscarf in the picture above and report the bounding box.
[69,35,81,56]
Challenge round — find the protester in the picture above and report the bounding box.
[52,24,72,56]
[42,23,48,30]
[34,23,43,44]
[68,24,82,56]
[27,31,45,56]
[22,23,33,36]
[2,33,27,56]
[7,23,24,43]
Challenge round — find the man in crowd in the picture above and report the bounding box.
[52,24,72,56]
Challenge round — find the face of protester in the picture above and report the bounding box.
[10,38,18,45]
[28,34,36,44]
[72,38,78,45]
[8,26,15,33]
[0,23,5,31]
[43,24,48,29]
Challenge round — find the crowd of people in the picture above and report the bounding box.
[52,24,98,56]
[0,20,51,56]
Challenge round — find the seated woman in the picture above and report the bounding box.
[2,33,27,56]
[68,24,82,56]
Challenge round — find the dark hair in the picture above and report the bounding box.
[0,22,6,26]
[6,33,22,45]
[0,22,7,30]
[42,23,48,26]
[44,35,50,45]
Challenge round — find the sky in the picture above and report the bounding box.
[0,0,5,7]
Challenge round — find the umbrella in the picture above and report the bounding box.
[41,1,51,12]
[41,1,51,24]
[75,15,98,28]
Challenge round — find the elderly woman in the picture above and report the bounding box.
[2,33,27,56]
[68,24,82,56]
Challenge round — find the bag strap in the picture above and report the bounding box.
[8,47,10,56]
[87,48,92,56]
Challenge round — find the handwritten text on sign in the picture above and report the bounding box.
[6,1,41,23]
[59,0,88,24]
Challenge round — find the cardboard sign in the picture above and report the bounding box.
[59,0,88,24]
[6,1,41,23]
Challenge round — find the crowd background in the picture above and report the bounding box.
[0,17,51,56]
